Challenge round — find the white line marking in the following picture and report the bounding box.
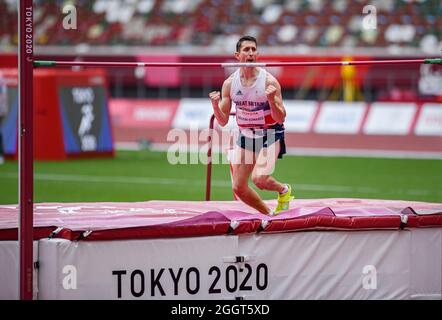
[115,142,442,160]
[0,172,436,196]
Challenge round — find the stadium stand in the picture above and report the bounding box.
[0,0,440,52]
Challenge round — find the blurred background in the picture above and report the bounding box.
[0,0,441,204]
[0,0,441,99]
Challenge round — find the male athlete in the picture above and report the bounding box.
[209,35,293,215]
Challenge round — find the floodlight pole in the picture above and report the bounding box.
[18,0,34,300]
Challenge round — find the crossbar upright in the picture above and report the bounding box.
[18,0,34,300]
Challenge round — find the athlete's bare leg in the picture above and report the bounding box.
[232,145,272,215]
[252,140,286,193]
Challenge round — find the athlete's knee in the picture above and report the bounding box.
[232,182,248,197]
[252,174,269,190]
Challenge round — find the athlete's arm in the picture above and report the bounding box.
[209,76,233,127]
[265,74,286,123]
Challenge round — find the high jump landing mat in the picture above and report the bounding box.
[0,198,441,299]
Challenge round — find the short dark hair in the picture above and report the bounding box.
[236,36,257,52]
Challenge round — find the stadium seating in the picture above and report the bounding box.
[0,0,440,52]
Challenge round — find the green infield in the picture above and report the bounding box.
[0,150,441,204]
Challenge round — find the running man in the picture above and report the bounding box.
[209,35,293,215]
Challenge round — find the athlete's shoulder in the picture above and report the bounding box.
[221,74,235,96]
[264,70,278,82]
[227,72,236,81]
[223,73,235,87]
[265,71,281,88]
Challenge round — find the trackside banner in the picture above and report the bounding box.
[108,98,441,155]
[35,229,442,300]
[0,241,39,300]
[38,236,261,300]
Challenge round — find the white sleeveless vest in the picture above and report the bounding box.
[230,68,277,129]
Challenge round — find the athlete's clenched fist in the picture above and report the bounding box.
[209,91,221,102]
[265,85,277,99]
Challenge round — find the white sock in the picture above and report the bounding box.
[279,184,289,195]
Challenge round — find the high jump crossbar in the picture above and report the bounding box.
[34,58,442,68]
[18,0,34,301]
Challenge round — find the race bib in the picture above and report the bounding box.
[236,108,265,126]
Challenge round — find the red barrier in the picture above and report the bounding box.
[109,98,179,143]
[2,68,115,160]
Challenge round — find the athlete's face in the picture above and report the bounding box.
[235,41,258,63]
